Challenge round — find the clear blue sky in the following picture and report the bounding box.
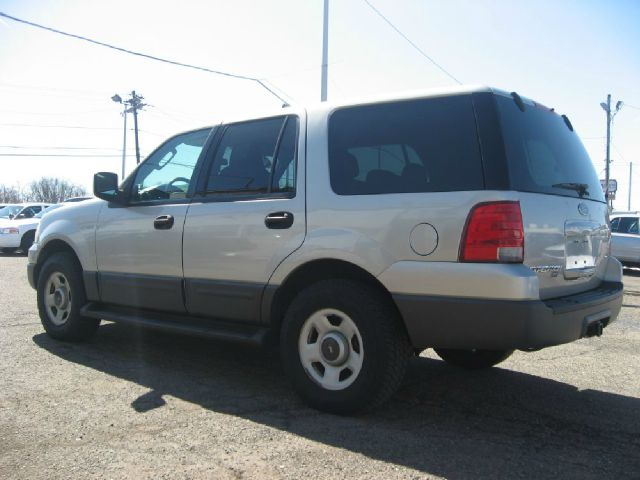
[0,0,638,209]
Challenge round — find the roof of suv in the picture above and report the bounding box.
[191,85,496,132]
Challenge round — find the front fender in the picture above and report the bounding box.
[34,200,104,272]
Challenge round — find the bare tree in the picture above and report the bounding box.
[0,185,22,203]
[24,178,87,203]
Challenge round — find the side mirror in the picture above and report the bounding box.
[94,172,124,204]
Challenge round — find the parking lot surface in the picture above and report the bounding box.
[1,253,639,479]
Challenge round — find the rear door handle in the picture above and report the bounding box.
[265,211,294,229]
[154,214,174,230]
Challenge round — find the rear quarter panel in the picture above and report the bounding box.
[269,107,523,288]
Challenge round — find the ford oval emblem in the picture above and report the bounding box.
[578,203,589,216]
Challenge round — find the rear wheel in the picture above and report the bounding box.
[280,280,411,414]
[434,348,513,370]
[37,252,100,341]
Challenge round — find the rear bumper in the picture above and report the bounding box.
[395,281,624,350]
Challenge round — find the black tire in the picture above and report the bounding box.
[37,252,100,341]
[20,230,35,255]
[280,279,412,414]
[434,348,513,370]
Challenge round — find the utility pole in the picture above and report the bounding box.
[600,95,623,211]
[321,0,329,102]
[121,106,127,177]
[111,94,127,178]
[128,91,146,164]
[604,94,611,208]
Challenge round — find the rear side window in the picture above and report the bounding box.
[496,95,605,202]
[328,95,483,195]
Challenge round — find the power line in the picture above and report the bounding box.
[0,81,109,97]
[362,0,462,85]
[0,11,290,105]
[0,145,120,150]
[0,108,113,116]
[0,153,121,157]
[0,122,120,130]
[0,122,169,136]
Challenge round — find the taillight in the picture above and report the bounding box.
[460,201,524,263]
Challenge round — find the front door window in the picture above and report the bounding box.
[131,129,210,203]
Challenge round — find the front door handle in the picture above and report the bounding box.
[265,211,294,229]
[154,214,174,230]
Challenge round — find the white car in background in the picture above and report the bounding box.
[610,212,640,268]
[0,203,52,253]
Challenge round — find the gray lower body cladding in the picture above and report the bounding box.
[394,282,623,350]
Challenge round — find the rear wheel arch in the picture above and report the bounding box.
[265,259,406,341]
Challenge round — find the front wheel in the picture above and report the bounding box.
[37,252,100,341]
[434,348,513,370]
[280,280,412,414]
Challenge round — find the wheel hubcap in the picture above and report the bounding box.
[298,308,364,391]
[320,332,348,365]
[44,272,72,326]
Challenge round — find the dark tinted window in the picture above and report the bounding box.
[610,217,621,232]
[206,117,285,194]
[612,217,639,234]
[328,95,483,195]
[16,206,41,218]
[496,95,605,202]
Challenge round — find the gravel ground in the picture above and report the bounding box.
[1,253,639,479]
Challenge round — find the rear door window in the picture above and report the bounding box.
[328,95,483,195]
[205,116,296,196]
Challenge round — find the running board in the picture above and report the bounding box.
[80,302,269,346]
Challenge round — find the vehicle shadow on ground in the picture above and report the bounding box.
[33,325,640,479]
[0,251,24,257]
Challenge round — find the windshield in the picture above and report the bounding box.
[496,94,605,203]
[0,205,23,219]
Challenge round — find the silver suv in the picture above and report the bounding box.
[27,86,623,413]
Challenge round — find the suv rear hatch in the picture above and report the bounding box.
[491,91,610,300]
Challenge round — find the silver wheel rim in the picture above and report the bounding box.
[43,271,72,326]
[298,308,364,391]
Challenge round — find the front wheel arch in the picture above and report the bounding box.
[33,239,84,290]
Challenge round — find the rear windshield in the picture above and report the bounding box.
[496,95,605,202]
[328,95,484,195]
